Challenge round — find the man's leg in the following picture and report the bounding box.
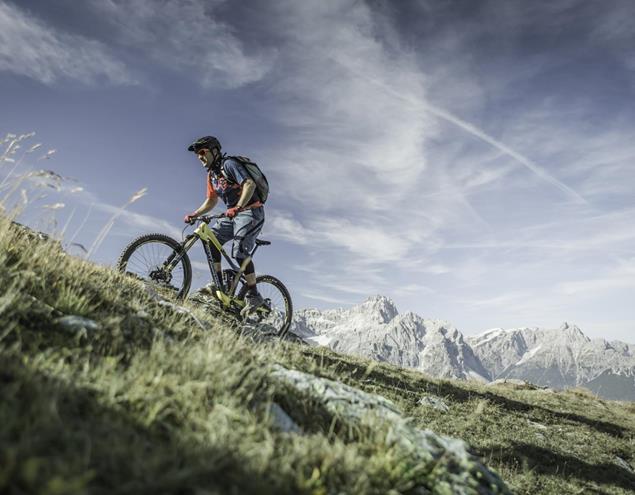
[242,260,258,295]
[208,217,233,290]
[231,208,264,306]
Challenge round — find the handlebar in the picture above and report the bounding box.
[198,214,226,224]
[185,213,226,226]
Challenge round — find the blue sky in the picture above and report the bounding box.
[1,0,634,342]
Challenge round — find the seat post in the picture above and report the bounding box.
[250,239,270,257]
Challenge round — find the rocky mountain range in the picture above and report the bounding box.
[290,296,635,401]
[468,324,635,401]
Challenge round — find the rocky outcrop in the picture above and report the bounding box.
[270,364,511,494]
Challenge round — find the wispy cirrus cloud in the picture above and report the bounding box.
[86,0,276,89]
[557,257,635,296]
[4,1,634,342]
[95,202,182,241]
[300,291,359,306]
[252,0,595,306]
[0,1,133,85]
[589,1,635,77]
[265,209,311,246]
[262,1,433,210]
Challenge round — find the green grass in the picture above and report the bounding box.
[1,216,634,494]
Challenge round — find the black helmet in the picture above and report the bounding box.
[188,136,221,153]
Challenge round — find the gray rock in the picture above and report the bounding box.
[267,402,302,434]
[25,294,63,318]
[488,378,542,390]
[418,395,450,413]
[526,420,548,430]
[270,365,511,494]
[55,315,101,333]
[614,456,634,474]
[157,300,206,331]
[188,286,224,311]
[143,283,162,301]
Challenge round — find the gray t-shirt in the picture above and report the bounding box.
[206,158,258,207]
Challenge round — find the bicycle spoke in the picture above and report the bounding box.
[123,241,185,291]
[243,277,291,337]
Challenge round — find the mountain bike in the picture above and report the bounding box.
[116,213,293,338]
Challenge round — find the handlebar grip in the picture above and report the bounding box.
[199,214,224,224]
[184,213,226,227]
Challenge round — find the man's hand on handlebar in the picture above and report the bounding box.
[184,212,227,225]
[184,213,198,224]
[225,206,242,219]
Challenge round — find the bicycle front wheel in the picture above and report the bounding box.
[117,233,192,300]
[238,274,293,338]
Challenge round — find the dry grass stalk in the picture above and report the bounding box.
[87,187,148,258]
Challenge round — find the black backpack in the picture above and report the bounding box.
[222,155,269,203]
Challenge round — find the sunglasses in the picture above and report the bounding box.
[196,149,208,157]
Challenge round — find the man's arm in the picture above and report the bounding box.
[193,195,218,216]
[224,160,257,209]
[236,179,257,209]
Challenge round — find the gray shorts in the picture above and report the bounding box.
[210,207,265,260]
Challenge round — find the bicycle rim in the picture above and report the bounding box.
[121,238,189,298]
[247,276,292,338]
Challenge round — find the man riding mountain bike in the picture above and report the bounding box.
[185,135,265,313]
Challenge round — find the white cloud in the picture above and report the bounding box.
[558,276,635,296]
[557,257,635,296]
[300,291,359,306]
[590,2,635,44]
[245,1,450,295]
[7,1,633,342]
[314,218,412,263]
[87,0,275,88]
[265,209,311,245]
[392,283,435,297]
[0,1,133,85]
[250,0,600,303]
[466,291,534,308]
[97,204,182,240]
[264,0,433,211]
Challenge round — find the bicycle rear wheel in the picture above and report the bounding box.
[238,275,293,338]
[117,233,192,299]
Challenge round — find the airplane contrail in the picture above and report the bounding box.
[421,103,588,204]
[334,56,589,205]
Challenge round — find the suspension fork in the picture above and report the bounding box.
[164,234,198,271]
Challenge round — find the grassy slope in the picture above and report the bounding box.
[1,217,634,495]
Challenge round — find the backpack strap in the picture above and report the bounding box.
[220,156,253,185]
[219,157,239,185]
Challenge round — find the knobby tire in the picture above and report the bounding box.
[238,274,293,339]
[117,233,192,300]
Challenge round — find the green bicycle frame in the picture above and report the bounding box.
[165,219,259,310]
